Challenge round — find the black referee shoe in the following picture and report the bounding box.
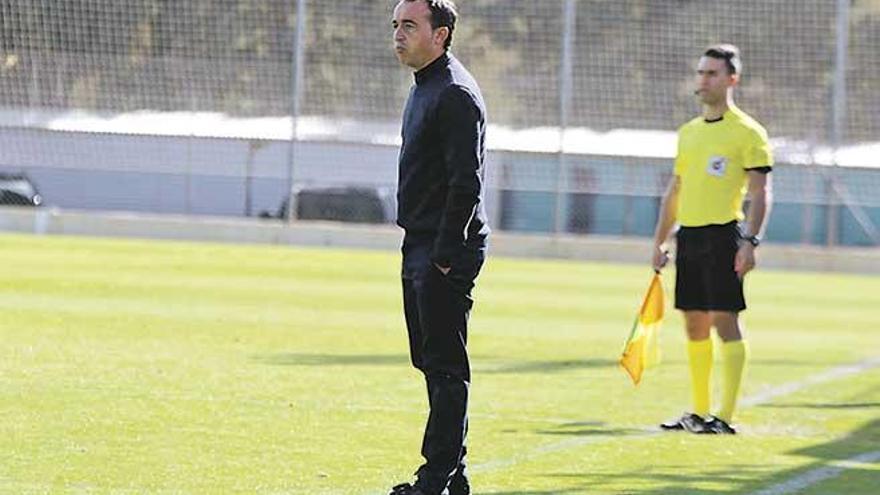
[702,416,737,435]
[660,412,708,433]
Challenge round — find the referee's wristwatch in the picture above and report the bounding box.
[743,235,761,248]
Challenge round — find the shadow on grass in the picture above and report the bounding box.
[483,490,582,495]
[254,353,615,374]
[254,353,409,366]
[483,464,767,494]
[479,358,616,374]
[758,401,880,410]
[790,417,880,464]
[492,419,880,494]
[657,358,830,368]
[536,421,645,437]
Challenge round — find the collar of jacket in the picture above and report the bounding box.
[414,52,450,85]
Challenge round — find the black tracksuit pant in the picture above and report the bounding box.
[401,236,486,493]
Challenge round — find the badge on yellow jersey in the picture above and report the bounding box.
[707,156,728,177]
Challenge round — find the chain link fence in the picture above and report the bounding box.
[1,0,878,245]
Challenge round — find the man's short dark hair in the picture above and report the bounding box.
[704,44,742,75]
[406,0,457,50]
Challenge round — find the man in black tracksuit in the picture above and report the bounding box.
[390,2,489,495]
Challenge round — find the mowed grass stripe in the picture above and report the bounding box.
[1,233,878,494]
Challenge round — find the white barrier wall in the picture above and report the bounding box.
[1,207,877,275]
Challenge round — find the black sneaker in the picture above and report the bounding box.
[702,416,737,435]
[660,412,708,433]
[447,473,470,495]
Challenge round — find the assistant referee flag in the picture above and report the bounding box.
[620,273,665,385]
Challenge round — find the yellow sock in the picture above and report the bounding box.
[718,340,748,423]
[687,338,713,417]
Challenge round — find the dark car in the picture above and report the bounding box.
[262,186,395,224]
[0,173,42,206]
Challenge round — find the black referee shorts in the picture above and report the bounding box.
[675,221,746,312]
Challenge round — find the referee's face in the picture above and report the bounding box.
[695,56,738,105]
[392,0,447,70]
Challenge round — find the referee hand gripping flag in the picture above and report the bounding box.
[619,273,666,385]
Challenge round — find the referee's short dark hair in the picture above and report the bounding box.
[405,0,457,50]
[704,44,742,75]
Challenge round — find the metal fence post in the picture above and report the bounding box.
[286,0,307,223]
[554,0,576,235]
[826,0,850,246]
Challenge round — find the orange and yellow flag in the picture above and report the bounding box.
[619,273,665,385]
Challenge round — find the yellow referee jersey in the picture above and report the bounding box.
[674,105,773,227]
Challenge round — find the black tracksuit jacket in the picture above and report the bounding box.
[397,52,490,267]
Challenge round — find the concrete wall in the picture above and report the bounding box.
[2,206,877,275]
[4,128,880,246]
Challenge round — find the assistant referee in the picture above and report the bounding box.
[652,44,773,435]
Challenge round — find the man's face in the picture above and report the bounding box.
[392,0,446,70]
[694,56,738,105]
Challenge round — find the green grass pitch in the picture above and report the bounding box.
[1,233,878,494]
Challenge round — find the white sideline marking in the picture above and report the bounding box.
[470,356,880,474]
[747,450,880,495]
[741,356,880,408]
[365,356,880,494]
